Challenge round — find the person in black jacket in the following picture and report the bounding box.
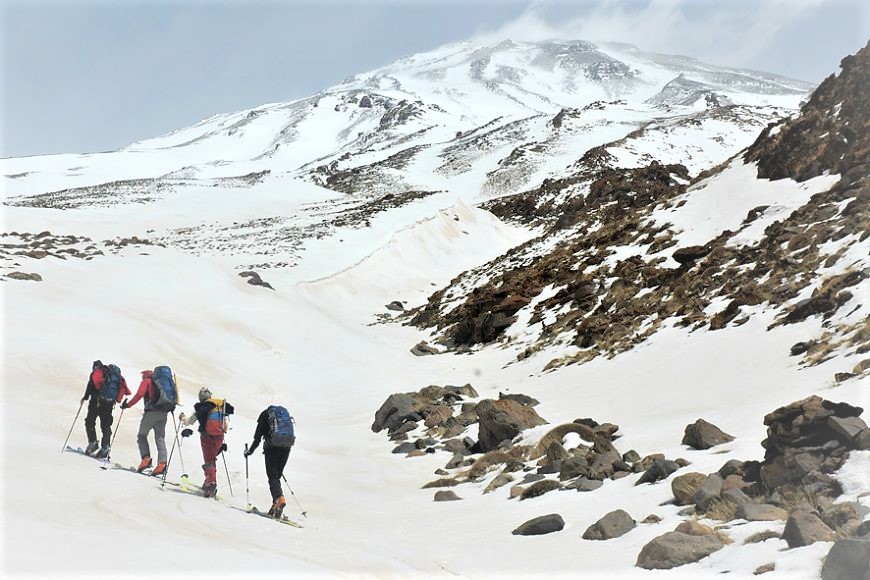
[244,406,295,516]
[81,360,130,457]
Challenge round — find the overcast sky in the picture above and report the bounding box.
[2,0,867,158]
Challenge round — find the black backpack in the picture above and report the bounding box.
[266,405,295,448]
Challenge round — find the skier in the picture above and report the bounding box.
[244,405,295,516]
[81,360,130,458]
[179,388,234,498]
[121,367,178,476]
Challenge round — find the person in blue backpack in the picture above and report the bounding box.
[81,360,130,458]
[244,405,296,516]
[121,366,179,476]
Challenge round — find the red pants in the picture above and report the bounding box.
[200,432,224,486]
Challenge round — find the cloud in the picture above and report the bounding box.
[470,0,828,69]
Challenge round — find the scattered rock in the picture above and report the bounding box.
[520,479,562,500]
[434,490,461,502]
[636,531,724,569]
[476,398,547,453]
[672,472,708,505]
[754,563,775,575]
[682,418,735,449]
[5,271,42,281]
[512,514,565,536]
[636,459,681,485]
[582,509,636,540]
[821,539,870,580]
[238,270,274,290]
[782,509,835,548]
[385,300,404,311]
[410,340,440,356]
[642,514,662,524]
[484,473,514,494]
[737,504,788,522]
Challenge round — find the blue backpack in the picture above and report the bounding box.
[266,405,295,448]
[150,366,178,412]
[98,364,122,403]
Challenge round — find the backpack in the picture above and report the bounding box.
[150,365,178,412]
[266,405,295,448]
[97,364,122,404]
[205,398,229,436]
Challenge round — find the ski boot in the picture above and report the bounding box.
[96,445,111,459]
[151,462,167,476]
[84,441,99,456]
[268,496,286,518]
[137,456,152,472]
[203,483,218,498]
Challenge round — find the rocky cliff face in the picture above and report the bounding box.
[409,44,869,379]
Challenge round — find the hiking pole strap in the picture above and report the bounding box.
[62,399,86,452]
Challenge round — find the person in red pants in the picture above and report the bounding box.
[180,387,234,498]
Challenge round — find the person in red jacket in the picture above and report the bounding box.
[81,360,130,458]
[121,370,170,475]
[180,387,234,498]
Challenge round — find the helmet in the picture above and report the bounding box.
[198,387,212,402]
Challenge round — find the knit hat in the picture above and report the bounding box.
[92,360,103,370]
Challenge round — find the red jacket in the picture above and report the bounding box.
[126,370,158,408]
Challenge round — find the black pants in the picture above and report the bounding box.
[264,444,291,501]
[84,397,114,446]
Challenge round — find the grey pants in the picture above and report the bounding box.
[137,410,169,463]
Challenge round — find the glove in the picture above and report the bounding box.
[178,413,186,423]
[220,443,228,453]
[181,428,193,438]
[120,398,129,409]
[244,447,253,457]
[80,396,87,404]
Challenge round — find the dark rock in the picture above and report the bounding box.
[5,271,42,281]
[623,450,641,463]
[446,384,479,398]
[783,509,835,548]
[571,478,604,492]
[636,459,681,485]
[636,531,724,569]
[642,514,662,524]
[498,392,539,406]
[476,398,547,453]
[672,245,712,265]
[682,419,735,449]
[855,429,870,450]
[559,456,590,481]
[392,442,417,454]
[634,453,665,472]
[520,479,562,500]
[718,460,746,479]
[512,513,565,536]
[238,270,274,290]
[372,393,425,433]
[537,461,562,475]
[722,488,753,506]
[821,539,870,580]
[434,490,461,502]
[385,300,404,311]
[583,509,636,540]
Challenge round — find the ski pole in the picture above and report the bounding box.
[281,474,307,517]
[162,414,179,489]
[106,407,125,463]
[244,444,250,508]
[170,411,186,476]
[62,398,86,452]
[221,450,234,497]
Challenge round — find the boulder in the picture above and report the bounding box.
[446,384,479,398]
[385,300,404,311]
[559,456,590,481]
[737,504,789,521]
[821,539,870,580]
[828,415,868,442]
[783,509,835,548]
[636,459,681,485]
[484,473,514,494]
[476,399,547,453]
[570,478,604,492]
[692,473,724,511]
[423,405,454,429]
[434,490,461,502]
[582,509,636,541]
[672,245,712,265]
[5,271,42,281]
[672,472,708,506]
[512,514,565,536]
[636,531,724,569]
[411,341,440,356]
[372,393,425,433]
[682,419,735,449]
[238,271,274,290]
[855,429,870,450]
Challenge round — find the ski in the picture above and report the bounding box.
[248,506,303,528]
[65,445,111,463]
